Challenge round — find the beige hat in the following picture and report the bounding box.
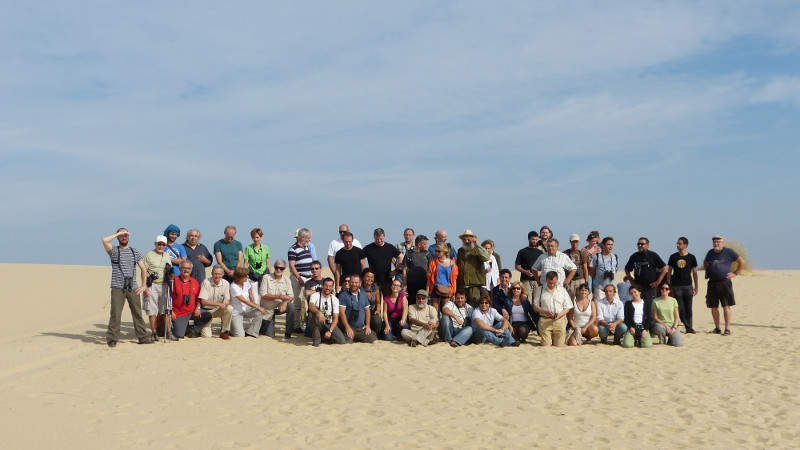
[458,229,477,239]
[416,289,429,297]
[570,234,580,242]
[155,235,168,244]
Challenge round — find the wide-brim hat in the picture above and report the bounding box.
[458,229,477,239]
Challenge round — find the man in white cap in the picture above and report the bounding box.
[456,229,490,307]
[703,235,745,336]
[142,235,177,341]
[563,234,589,300]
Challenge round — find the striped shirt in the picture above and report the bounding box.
[288,243,313,277]
[532,252,577,286]
[108,246,143,289]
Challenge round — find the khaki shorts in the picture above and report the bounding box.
[144,283,170,316]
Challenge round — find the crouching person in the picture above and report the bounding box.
[402,290,439,347]
[229,267,265,337]
[440,289,474,347]
[198,265,234,339]
[307,278,346,346]
[170,261,212,338]
[471,291,517,347]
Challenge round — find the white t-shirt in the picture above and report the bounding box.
[632,301,644,325]
[308,292,340,319]
[443,301,473,329]
[327,238,363,257]
[472,307,503,327]
[484,255,499,291]
[230,280,253,315]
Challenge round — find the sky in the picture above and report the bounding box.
[1,1,799,269]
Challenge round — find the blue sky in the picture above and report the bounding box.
[1,1,798,269]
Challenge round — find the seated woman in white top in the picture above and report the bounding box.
[229,267,266,337]
[567,283,598,346]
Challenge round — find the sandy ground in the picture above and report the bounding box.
[0,264,798,449]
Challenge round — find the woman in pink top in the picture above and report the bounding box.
[382,279,407,341]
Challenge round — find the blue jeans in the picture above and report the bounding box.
[598,323,628,344]
[471,321,515,346]
[439,316,473,346]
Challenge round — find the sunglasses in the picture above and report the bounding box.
[156,243,166,247]
[511,287,522,291]
[479,300,491,304]
[660,287,670,291]
[274,267,286,271]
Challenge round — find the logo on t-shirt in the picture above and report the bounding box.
[677,259,686,268]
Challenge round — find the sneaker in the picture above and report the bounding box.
[408,340,416,347]
[138,338,154,344]
[107,341,117,348]
[284,334,292,339]
[167,333,179,342]
[293,327,304,334]
[449,341,459,348]
[186,329,197,338]
[499,340,508,348]
[152,332,159,341]
[686,328,696,334]
[219,332,230,340]
[600,337,608,344]
[312,342,320,347]
[510,341,521,347]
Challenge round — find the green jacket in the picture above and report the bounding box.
[456,245,490,287]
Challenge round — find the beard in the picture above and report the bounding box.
[462,242,475,250]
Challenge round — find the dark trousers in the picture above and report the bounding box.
[671,285,694,329]
[511,321,532,342]
[308,315,346,344]
[172,310,212,338]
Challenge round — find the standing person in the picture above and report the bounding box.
[590,237,619,299]
[667,237,699,334]
[229,267,265,338]
[102,228,153,347]
[363,228,403,295]
[515,231,543,299]
[652,284,684,346]
[402,235,430,299]
[142,235,174,341]
[427,243,458,311]
[624,237,667,302]
[214,225,243,283]
[622,285,653,348]
[244,228,272,284]
[197,265,233,340]
[288,228,313,333]
[537,226,553,252]
[402,290,440,347]
[182,229,212,284]
[170,261,211,339]
[300,228,318,261]
[456,229,491,308]
[334,232,365,293]
[440,289,474,347]
[428,229,457,260]
[307,278,346,346]
[532,239,577,288]
[395,228,415,284]
[532,271,573,347]
[704,235,745,336]
[163,224,187,277]
[326,224,362,276]
[258,259,296,339]
[482,240,500,292]
[337,273,378,344]
[563,234,589,300]
[303,260,325,299]
[581,231,601,263]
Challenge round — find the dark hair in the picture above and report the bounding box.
[678,236,688,245]
[545,271,558,280]
[322,277,334,285]
[310,260,322,268]
[455,288,467,297]
[638,237,649,244]
[629,284,642,293]
[404,228,414,234]
[527,230,539,239]
[578,283,590,291]
[499,268,512,278]
[373,228,385,237]
[601,236,614,245]
[587,231,600,241]
[342,231,354,239]
[361,268,374,279]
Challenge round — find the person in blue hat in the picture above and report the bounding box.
[164,224,187,277]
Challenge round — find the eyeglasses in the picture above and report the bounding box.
[479,300,491,305]
[660,287,670,291]
[511,287,521,291]
[156,243,166,247]
[274,267,285,271]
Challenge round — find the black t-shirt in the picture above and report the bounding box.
[304,278,323,295]
[404,249,430,286]
[624,251,666,286]
[668,252,697,286]
[363,243,400,283]
[515,247,543,281]
[335,247,365,277]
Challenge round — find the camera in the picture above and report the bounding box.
[146,272,157,287]
[603,270,615,281]
[163,263,173,279]
[123,277,133,291]
[325,314,333,325]
[254,261,262,270]
[182,294,191,305]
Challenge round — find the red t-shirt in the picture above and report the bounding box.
[172,276,200,317]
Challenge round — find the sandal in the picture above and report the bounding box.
[723,329,731,336]
[709,328,721,334]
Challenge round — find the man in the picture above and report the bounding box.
[142,235,175,341]
[563,234,589,300]
[596,284,628,345]
[532,239,577,288]
[163,224,187,277]
[515,231,544,299]
[288,228,313,332]
[170,260,212,339]
[307,278,346,346]
[402,235,430,298]
[402,289,439,347]
[334,232,365,292]
[327,224,362,275]
[258,259,296,339]
[589,237,619,299]
[396,229,415,258]
[182,229,212,284]
[667,237,699,334]
[214,225,243,283]
[428,229,457,260]
[455,229,491,307]
[197,264,233,339]
[440,289,474,347]
[304,260,325,298]
[471,292,517,347]
[624,237,667,301]
[298,228,318,261]
[533,271,573,347]
[102,228,153,347]
[337,273,378,344]
[537,226,553,252]
[703,235,745,336]
[363,228,403,295]
[491,269,512,320]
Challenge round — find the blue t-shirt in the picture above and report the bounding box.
[704,248,740,281]
[338,288,369,328]
[166,243,187,276]
[214,239,243,271]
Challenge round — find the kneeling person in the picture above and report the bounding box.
[402,290,439,347]
[533,271,573,347]
[338,275,378,344]
[307,278,346,346]
[198,265,233,339]
[170,261,212,338]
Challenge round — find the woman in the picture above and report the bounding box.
[502,282,536,343]
[244,228,271,284]
[427,243,458,312]
[229,267,266,337]
[482,239,500,292]
[652,284,684,346]
[567,283,598,346]
[622,285,653,348]
[361,268,383,334]
[382,279,408,341]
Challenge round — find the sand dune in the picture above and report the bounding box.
[0,264,798,448]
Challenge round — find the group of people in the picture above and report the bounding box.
[103,224,745,349]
